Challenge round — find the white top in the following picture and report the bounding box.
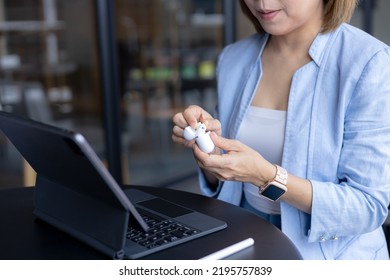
[236,106,287,214]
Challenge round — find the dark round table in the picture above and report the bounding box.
[0,186,302,260]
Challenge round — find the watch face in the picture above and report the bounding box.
[261,184,286,201]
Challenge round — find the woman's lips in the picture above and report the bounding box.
[258,9,280,21]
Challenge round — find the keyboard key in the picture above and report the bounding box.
[147,243,160,249]
[156,239,170,245]
[171,230,189,238]
[127,213,200,249]
[164,235,179,242]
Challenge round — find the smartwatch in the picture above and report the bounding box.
[259,164,288,201]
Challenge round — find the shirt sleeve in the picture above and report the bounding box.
[309,48,390,242]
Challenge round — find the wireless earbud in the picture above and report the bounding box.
[183,122,215,153]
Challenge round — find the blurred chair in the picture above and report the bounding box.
[0,81,73,187]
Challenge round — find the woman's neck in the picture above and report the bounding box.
[266,23,321,61]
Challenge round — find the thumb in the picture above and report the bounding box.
[210,132,240,152]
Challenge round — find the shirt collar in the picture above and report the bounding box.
[258,29,336,67]
[309,30,336,66]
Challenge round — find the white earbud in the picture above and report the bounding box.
[183,122,215,153]
[183,126,197,141]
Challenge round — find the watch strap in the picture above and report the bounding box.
[260,164,288,192]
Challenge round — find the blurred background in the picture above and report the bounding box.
[0,0,388,192]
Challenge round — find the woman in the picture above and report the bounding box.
[172,0,390,259]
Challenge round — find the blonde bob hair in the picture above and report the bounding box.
[239,0,358,34]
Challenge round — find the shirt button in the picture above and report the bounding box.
[331,235,338,241]
[319,235,327,242]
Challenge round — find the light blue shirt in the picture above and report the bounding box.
[199,23,390,259]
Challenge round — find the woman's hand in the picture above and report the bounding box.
[172,105,222,186]
[193,132,275,187]
[172,105,275,188]
[172,105,221,149]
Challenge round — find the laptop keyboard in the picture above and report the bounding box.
[127,213,201,249]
